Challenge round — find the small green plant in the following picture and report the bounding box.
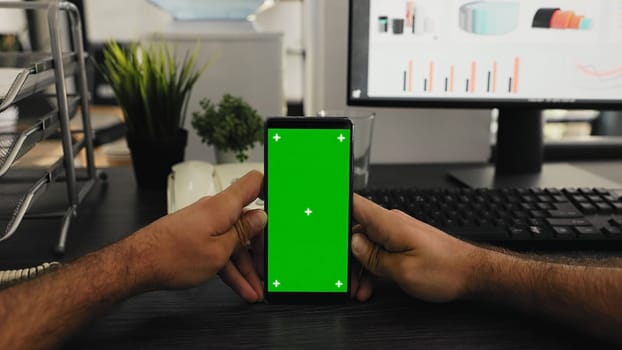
[192,94,264,162]
[99,41,207,141]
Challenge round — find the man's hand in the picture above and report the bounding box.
[0,170,268,349]
[350,194,622,345]
[125,170,267,301]
[350,194,481,302]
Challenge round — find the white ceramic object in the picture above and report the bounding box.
[147,0,277,21]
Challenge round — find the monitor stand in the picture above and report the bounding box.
[450,109,622,189]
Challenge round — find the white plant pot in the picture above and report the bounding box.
[215,149,241,164]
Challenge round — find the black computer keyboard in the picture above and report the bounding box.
[358,187,622,249]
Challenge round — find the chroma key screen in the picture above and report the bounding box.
[266,127,351,293]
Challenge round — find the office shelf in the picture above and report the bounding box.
[0,53,80,112]
[0,96,80,176]
[1,157,68,243]
[0,1,100,254]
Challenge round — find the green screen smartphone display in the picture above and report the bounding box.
[264,117,352,301]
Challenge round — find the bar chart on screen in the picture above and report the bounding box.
[399,57,521,96]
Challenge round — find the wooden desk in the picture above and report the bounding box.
[1,162,621,349]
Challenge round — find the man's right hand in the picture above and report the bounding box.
[350,194,484,302]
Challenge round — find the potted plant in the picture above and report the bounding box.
[99,41,206,188]
[191,94,264,163]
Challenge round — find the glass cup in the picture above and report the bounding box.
[317,110,375,191]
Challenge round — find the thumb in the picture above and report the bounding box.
[221,209,267,252]
[351,233,393,278]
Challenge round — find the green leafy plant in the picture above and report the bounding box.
[192,94,264,162]
[99,41,207,141]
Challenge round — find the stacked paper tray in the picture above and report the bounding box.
[0,52,79,112]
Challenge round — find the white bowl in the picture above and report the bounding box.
[147,0,277,21]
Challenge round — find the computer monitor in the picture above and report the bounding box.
[347,0,622,188]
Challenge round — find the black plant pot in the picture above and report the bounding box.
[126,129,188,189]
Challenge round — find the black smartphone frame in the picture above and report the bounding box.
[263,117,354,303]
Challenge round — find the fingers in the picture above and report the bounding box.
[219,260,259,303]
[251,231,265,280]
[350,260,374,302]
[356,273,374,302]
[350,260,362,298]
[351,233,396,278]
[220,209,267,254]
[219,247,264,302]
[211,171,264,225]
[234,247,264,301]
[353,194,411,249]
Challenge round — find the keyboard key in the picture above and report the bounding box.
[459,218,474,226]
[536,203,553,210]
[553,203,580,211]
[504,203,518,211]
[522,195,537,203]
[530,210,547,218]
[413,195,426,203]
[571,195,588,203]
[613,203,622,213]
[602,195,617,203]
[577,202,596,214]
[564,188,580,196]
[546,188,561,195]
[492,218,506,227]
[601,226,621,236]
[430,211,443,218]
[575,226,600,236]
[553,226,575,238]
[508,226,530,238]
[546,218,590,226]
[553,195,568,203]
[532,226,554,239]
[442,218,458,227]
[609,189,622,201]
[490,196,503,204]
[588,195,602,202]
[547,210,582,218]
[537,195,553,202]
[447,210,460,219]
[595,188,611,195]
[520,203,535,210]
[480,210,494,218]
[595,202,613,214]
[463,210,476,219]
[495,210,512,219]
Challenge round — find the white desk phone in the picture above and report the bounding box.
[166,160,264,214]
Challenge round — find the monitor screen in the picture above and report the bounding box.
[348,0,622,109]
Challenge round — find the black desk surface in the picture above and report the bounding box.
[2,162,622,349]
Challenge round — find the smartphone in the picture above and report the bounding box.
[264,117,353,302]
